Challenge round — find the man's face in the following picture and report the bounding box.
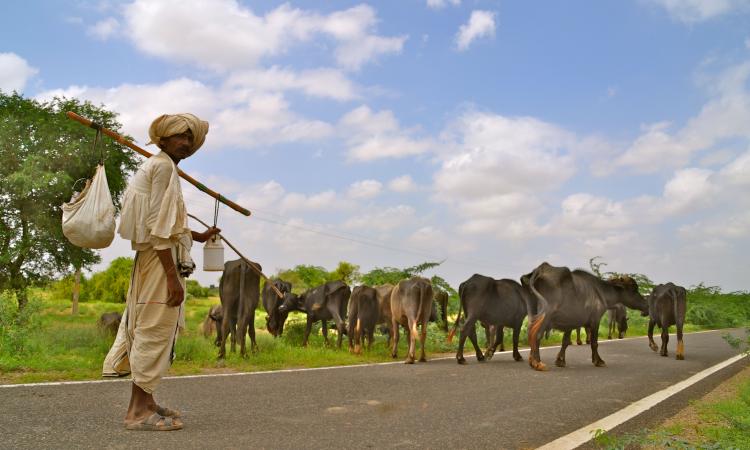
[160,130,194,161]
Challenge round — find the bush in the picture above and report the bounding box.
[86,257,133,303]
[48,273,90,303]
[0,290,41,355]
[186,279,210,299]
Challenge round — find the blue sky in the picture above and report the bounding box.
[2,0,749,291]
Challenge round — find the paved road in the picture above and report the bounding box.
[1,329,747,450]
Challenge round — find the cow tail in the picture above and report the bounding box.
[447,282,465,343]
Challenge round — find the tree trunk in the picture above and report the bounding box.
[15,287,27,311]
[72,268,81,315]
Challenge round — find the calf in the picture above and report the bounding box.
[98,312,122,336]
[201,304,223,347]
[347,285,379,354]
[454,274,528,364]
[219,259,262,359]
[647,282,687,359]
[390,277,433,364]
[607,304,628,339]
[262,279,293,337]
[279,280,351,347]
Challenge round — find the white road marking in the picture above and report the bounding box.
[536,352,748,450]
[0,328,725,389]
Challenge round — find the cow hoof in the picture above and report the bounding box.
[576,341,582,346]
[594,360,606,367]
[661,353,668,357]
[419,357,427,363]
[513,353,523,362]
[476,354,485,362]
[405,359,415,365]
[649,343,658,352]
[532,362,548,372]
[555,359,566,368]
[484,351,494,360]
[457,357,467,365]
[676,354,684,360]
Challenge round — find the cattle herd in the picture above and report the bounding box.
[191,259,689,371]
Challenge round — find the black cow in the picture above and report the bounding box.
[219,259,262,359]
[454,274,528,364]
[390,277,434,364]
[201,304,223,346]
[607,304,628,340]
[262,279,293,337]
[279,280,351,347]
[347,285,379,354]
[647,282,687,360]
[522,262,649,371]
[434,289,450,332]
[98,312,122,336]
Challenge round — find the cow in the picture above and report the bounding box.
[98,312,122,336]
[201,304,223,346]
[522,262,649,371]
[453,274,528,364]
[434,289,450,332]
[390,277,434,364]
[347,285,379,354]
[647,282,687,360]
[262,279,293,337]
[218,259,262,359]
[607,304,628,340]
[278,280,351,348]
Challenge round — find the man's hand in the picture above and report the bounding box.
[192,227,221,243]
[166,269,184,307]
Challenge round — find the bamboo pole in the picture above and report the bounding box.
[65,111,251,217]
[188,213,283,298]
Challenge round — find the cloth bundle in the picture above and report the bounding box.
[61,164,116,249]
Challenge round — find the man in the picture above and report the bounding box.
[102,113,220,431]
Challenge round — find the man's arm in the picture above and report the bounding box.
[156,248,184,307]
[192,227,221,243]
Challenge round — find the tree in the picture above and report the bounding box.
[0,93,139,309]
[360,261,447,287]
[86,257,134,303]
[328,261,360,285]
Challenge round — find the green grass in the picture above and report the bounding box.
[0,288,747,384]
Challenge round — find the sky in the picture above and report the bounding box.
[1,0,749,291]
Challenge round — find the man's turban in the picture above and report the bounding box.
[147,113,209,153]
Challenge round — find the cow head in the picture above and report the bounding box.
[608,276,649,316]
[278,292,304,314]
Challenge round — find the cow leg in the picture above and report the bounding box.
[527,313,548,371]
[302,316,314,347]
[237,316,249,358]
[608,317,614,340]
[321,320,330,347]
[248,317,258,354]
[218,313,232,360]
[456,317,472,365]
[367,329,375,352]
[484,324,497,360]
[648,318,658,351]
[405,318,418,364]
[675,301,686,360]
[353,318,362,355]
[498,326,505,352]
[390,319,400,359]
[590,323,606,367]
[511,324,523,362]
[660,326,670,357]
[555,330,572,367]
[585,327,591,345]
[575,328,582,346]
[418,320,427,362]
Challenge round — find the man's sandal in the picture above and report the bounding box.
[125,412,182,431]
[156,406,182,418]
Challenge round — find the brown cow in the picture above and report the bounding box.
[219,259,262,359]
[98,312,122,336]
[347,285,379,354]
[390,277,434,364]
[201,304,223,347]
[434,289,449,332]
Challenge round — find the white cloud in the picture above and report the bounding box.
[121,0,405,71]
[427,0,461,10]
[616,61,750,173]
[342,205,415,231]
[340,105,432,161]
[87,17,119,40]
[0,53,38,93]
[347,179,383,199]
[35,78,334,149]
[388,175,417,192]
[455,10,496,51]
[645,0,749,24]
[225,67,359,101]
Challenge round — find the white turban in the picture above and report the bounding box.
[147,113,209,153]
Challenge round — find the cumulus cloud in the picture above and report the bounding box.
[87,17,119,40]
[644,0,750,24]
[35,78,334,149]
[225,67,359,101]
[121,0,405,71]
[388,175,418,192]
[340,105,433,161]
[343,205,416,231]
[347,179,383,199]
[0,53,38,93]
[455,10,496,51]
[427,0,461,9]
[616,61,750,173]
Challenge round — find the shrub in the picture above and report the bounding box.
[0,290,41,355]
[86,257,133,303]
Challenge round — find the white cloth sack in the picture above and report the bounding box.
[61,164,116,249]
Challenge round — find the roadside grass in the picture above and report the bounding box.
[593,364,750,449]
[0,288,746,384]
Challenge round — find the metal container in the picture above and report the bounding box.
[203,234,224,271]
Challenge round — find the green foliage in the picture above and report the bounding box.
[588,256,655,294]
[328,261,361,285]
[186,279,210,299]
[0,92,139,309]
[360,260,446,286]
[277,264,329,293]
[49,272,90,302]
[86,257,133,303]
[0,290,41,355]
[686,286,750,328]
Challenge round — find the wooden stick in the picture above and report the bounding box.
[66,111,252,217]
[188,213,283,298]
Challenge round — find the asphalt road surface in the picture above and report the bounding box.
[1,329,747,450]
